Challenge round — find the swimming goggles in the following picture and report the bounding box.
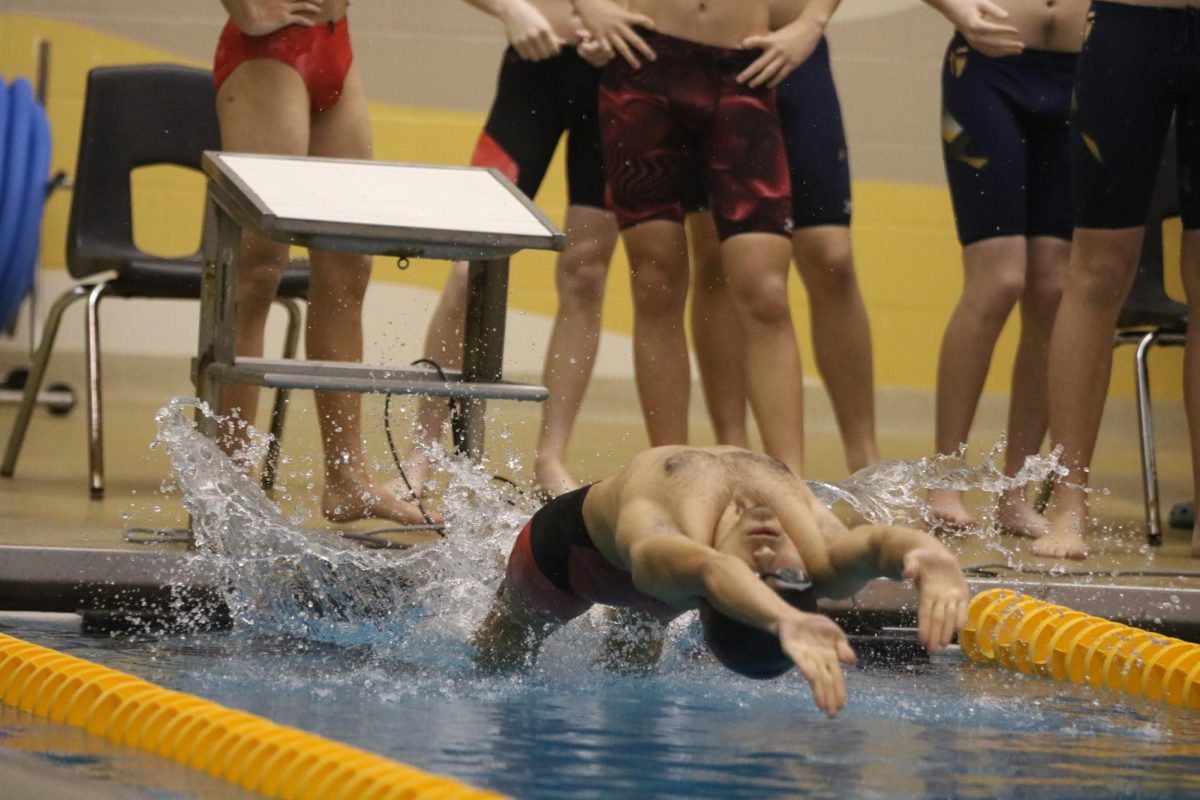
[758,568,812,593]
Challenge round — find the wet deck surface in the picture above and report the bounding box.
[1,354,1196,637]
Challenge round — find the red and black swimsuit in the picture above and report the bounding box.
[505,485,680,624]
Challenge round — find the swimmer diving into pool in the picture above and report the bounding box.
[473,446,969,718]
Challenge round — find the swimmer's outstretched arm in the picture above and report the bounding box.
[820,526,969,653]
[625,531,855,718]
[221,0,322,36]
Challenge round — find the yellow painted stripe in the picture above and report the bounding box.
[0,632,506,799]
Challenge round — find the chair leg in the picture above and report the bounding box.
[261,297,303,490]
[2,285,92,479]
[1133,331,1163,546]
[85,283,112,499]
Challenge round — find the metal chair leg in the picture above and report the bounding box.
[84,283,113,499]
[85,284,112,496]
[1133,331,1162,545]
[2,284,92,478]
[261,297,303,490]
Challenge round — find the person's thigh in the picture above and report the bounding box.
[776,37,852,229]
[599,60,692,231]
[703,78,791,241]
[478,50,566,201]
[940,38,1027,246]
[309,65,372,160]
[1070,2,1177,230]
[216,58,311,155]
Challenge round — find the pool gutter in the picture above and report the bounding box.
[2,544,1200,640]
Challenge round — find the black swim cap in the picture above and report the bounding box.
[699,574,819,680]
[700,603,794,679]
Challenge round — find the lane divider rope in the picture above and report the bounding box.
[0,632,506,799]
[960,588,1200,708]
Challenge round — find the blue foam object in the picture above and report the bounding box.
[0,78,8,229]
[0,79,44,331]
[0,96,51,329]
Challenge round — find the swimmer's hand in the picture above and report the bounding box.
[572,0,656,69]
[935,0,1024,57]
[223,0,321,36]
[902,545,969,653]
[739,17,823,89]
[577,31,615,68]
[778,612,856,719]
[499,0,565,61]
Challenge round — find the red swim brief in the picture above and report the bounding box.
[214,17,353,113]
[599,29,794,241]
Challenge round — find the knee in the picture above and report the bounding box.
[631,266,688,318]
[237,261,286,312]
[629,248,688,317]
[1023,274,1066,323]
[730,274,792,326]
[1070,249,1137,310]
[963,270,1026,320]
[796,239,857,299]
[558,246,610,307]
[310,253,372,306]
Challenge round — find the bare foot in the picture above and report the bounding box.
[400,456,432,499]
[995,490,1050,539]
[323,477,442,526]
[1030,512,1087,560]
[383,473,423,506]
[534,458,580,499]
[926,488,977,533]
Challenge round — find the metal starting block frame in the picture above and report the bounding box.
[193,152,564,460]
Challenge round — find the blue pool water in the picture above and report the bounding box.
[4,614,1200,799]
[3,400,1199,798]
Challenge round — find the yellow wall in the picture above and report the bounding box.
[0,12,1185,397]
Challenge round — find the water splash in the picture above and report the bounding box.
[809,440,1068,528]
[152,397,531,646]
[151,399,1066,655]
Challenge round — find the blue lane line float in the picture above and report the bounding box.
[0,79,51,332]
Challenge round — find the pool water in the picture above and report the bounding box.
[4,399,1199,799]
[4,614,1200,800]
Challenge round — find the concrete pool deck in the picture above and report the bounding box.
[1,354,1197,639]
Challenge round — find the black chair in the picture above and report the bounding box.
[1113,136,1188,545]
[1,64,309,497]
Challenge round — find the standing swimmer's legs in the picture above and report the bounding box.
[720,232,806,475]
[534,205,619,495]
[792,225,878,473]
[995,235,1068,538]
[306,68,432,524]
[214,59,310,457]
[688,211,750,448]
[928,235,1027,530]
[1038,227,1144,559]
[624,220,693,447]
[1180,230,1200,557]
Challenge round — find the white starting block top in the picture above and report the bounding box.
[202,152,564,260]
